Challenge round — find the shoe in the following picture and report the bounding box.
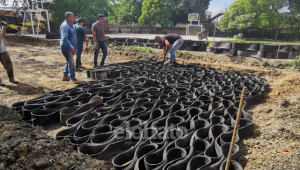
[7,71,18,83]
[76,68,83,71]
[0,78,5,86]
[62,76,71,81]
[71,79,81,84]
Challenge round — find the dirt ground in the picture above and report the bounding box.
[0,35,300,170]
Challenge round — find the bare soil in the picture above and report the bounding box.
[0,35,299,170]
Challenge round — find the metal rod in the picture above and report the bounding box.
[225,87,247,170]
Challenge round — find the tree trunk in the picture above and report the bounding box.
[275,25,279,40]
[261,29,264,39]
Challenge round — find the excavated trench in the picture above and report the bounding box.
[11,59,269,170]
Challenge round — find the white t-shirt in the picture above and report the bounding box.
[0,27,7,53]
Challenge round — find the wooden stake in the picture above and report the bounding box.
[225,87,247,170]
[272,45,281,81]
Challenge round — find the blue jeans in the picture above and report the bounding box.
[62,52,76,79]
[76,47,83,68]
[168,38,184,63]
[94,41,107,67]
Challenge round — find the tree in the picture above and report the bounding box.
[48,0,111,30]
[171,0,210,25]
[109,0,143,24]
[257,0,287,40]
[138,0,174,27]
[220,0,246,31]
[220,0,290,40]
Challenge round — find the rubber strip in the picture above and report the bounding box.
[265,52,289,59]
[12,60,269,170]
[260,44,293,52]
[232,42,260,51]
[212,42,232,49]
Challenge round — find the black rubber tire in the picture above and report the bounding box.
[237,50,260,58]
[232,42,260,51]
[260,44,293,52]
[265,52,289,59]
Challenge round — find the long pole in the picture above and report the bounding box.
[272,45,281,81]
[213,17,218,42]
[225,87,247,170]
[22,11,26,35]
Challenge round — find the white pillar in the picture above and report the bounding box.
[30,12,35,35]
[37,10,41,37]
[22,11,26,35]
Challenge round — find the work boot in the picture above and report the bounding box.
[7,71,18,83]
[62,75,70,81]
[76,68,83,71]
[71,79,81,84]
[0,78,5,86]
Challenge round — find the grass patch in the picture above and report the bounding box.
[294,56,300,68]
[182,51,188,55]
[207,41,212,49]
[122,46,152,53]
[284,62,292,67]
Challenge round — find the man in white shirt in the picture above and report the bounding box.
[0,21,18,86]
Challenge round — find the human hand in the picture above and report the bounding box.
[71,49,76,55]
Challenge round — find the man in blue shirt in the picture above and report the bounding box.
[60,11,80,84]
[73,18,87,71]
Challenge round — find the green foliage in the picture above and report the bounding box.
[220,0,282,30]
[182,51,187,55]
[48,0,111,30]
[294,56,300,68]
[138,0,174,27]
[284,62,292,67]
[109,0,143,24]
[171,0,210,25]
[123,46,152,53]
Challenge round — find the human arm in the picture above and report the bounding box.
[61,25,75,54]
[1,26,6,38]
[84,36,88,44]
[103,31,106,41]
[92,31,97,44]
[83,27,87,43]
[1,21,7,38]
[164,40,171,56]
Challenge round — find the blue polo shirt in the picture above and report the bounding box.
[60,20,78,53]
[73,23,86,48]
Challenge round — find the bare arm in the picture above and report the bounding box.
[103,31,106,41]
[83,36,88,43]
[165,40,170,52]
[92,31,97,43]
[2,26,6,38]
[163,46,166,57]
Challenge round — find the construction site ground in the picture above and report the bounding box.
[0,35,299,170]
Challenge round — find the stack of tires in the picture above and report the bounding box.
[235,43,263,58]
[261,44,297,59]
[210,42,235,56]
[97,36,209,51]
[209,42,300,59]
